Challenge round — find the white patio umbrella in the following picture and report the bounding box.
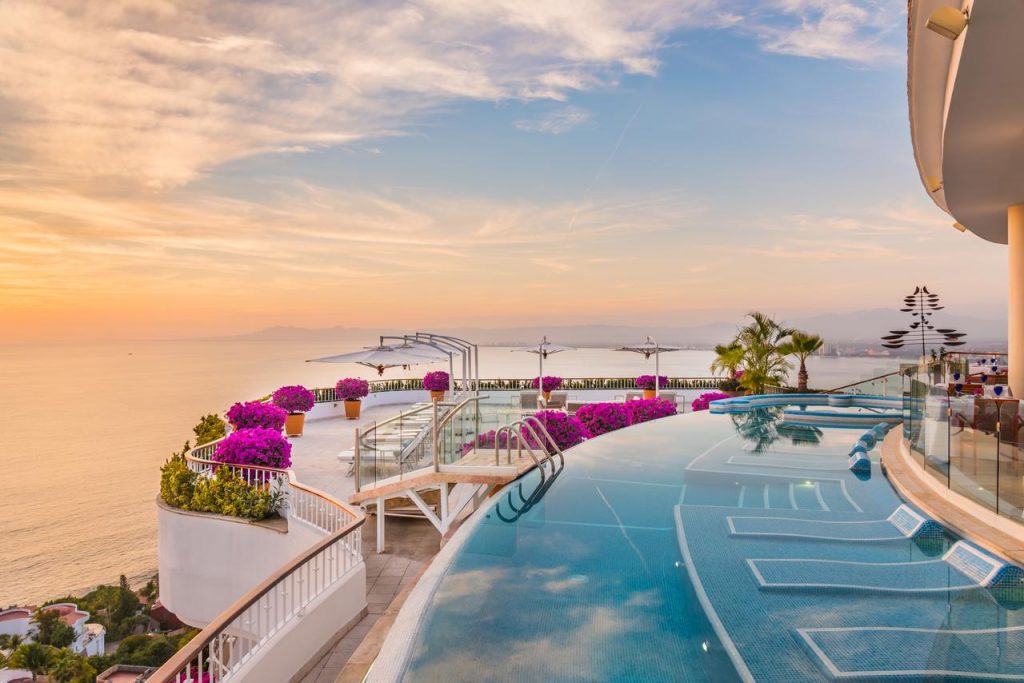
[615,336,682,398]
[512,336,575,406]
[307,343,449,376]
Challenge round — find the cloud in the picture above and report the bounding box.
[0,0,722,190]
[515,106,592,134]
[747,0,903,64]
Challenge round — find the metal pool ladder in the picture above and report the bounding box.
[493,415,566,481]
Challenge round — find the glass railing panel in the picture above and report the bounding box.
[355,403,436,491]
[948,398,999,513]
[998,399,1024,521]
[922,390,949,485]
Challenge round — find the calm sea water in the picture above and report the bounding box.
[0,340,896,606]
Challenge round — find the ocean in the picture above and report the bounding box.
[0,339,897,606]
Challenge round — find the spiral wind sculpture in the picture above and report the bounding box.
[880,286,967,357]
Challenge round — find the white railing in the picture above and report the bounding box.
[151,441,365,683]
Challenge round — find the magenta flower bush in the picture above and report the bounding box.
[625,398,678,425]
[691,391,732,412]
[462,429,519,455]
[635,375,669,390]
[423,371,450,392]
[272,385,315,414]
[214,427,293,469]
[335,378,370,401]
[576,402,629,437]
[532,376,564,392]
[530,410,586,451]
[226,401,287,431]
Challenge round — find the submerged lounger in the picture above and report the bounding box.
[728,505,942,542]
[748,541,1019,593]
[797,625,1024,681]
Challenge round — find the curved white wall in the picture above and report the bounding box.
[157,500,329,627]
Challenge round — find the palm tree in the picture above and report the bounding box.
[710,341,744,378]
[779,331,824,392]
[0,633,24,651]
[49,648,96,683]
[9,643,55,681]
[734,312,795,394]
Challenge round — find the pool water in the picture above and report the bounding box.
[375,406,1024,682]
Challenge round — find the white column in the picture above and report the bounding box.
[1009,205,1024,398]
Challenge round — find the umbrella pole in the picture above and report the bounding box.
[538,345,545,408]
[655,344,660,399]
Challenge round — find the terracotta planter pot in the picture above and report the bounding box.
[430,390,446,401]
[722,390,744,398]
[543,390,552,402]
[643,388,657,399]
[285,412,305,437]
[344,400,361,419]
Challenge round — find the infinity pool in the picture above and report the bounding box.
[370,404,1024,682]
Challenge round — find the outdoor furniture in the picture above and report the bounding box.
[546,391,568,410]
[566,400,592,415]
[519,390,539,410]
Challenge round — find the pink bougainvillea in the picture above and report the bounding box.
[214,427,293,469]
[226,401,287,431]
[335,378,369,401]
[691,391,732,412]
[635,375,669,390]
[530,410,586,450]
[272,385,315,413]
[624,398,678,425]
[532,376,564,391]
[422,371,450,391]
[575,402,629,437]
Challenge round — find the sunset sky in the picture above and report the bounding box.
[0,1,1008,342]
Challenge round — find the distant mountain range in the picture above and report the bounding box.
[206,308,1008,350]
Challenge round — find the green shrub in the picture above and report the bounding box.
[160,452,197,510]
[193,414,227,446]
[160,456,282,521]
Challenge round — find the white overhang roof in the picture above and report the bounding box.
[908,0,1024,244]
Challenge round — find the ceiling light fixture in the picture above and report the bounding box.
[952,222,967,232]
[926,7,968,40]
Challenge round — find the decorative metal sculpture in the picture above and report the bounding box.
[881,286,966,356]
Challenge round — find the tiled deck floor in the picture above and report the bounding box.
[298,516,438,683]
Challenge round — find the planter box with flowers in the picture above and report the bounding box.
[532,375,564,403]
[225,401,288,432]
[423,371,450,401]
[635,374,669,399]
[272,385,315,437]
[336,378,370,419]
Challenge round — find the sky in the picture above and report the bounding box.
[0,0,1010,342]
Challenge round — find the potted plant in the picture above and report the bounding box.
[423,371,450,401]
[272,385,315,437]
[336,378,370,419]
[225,401,287,432]
[532,375,564,402]
[635,374,668,399]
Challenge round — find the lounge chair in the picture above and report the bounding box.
[545,391,568,410]
[519,390,539,410]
